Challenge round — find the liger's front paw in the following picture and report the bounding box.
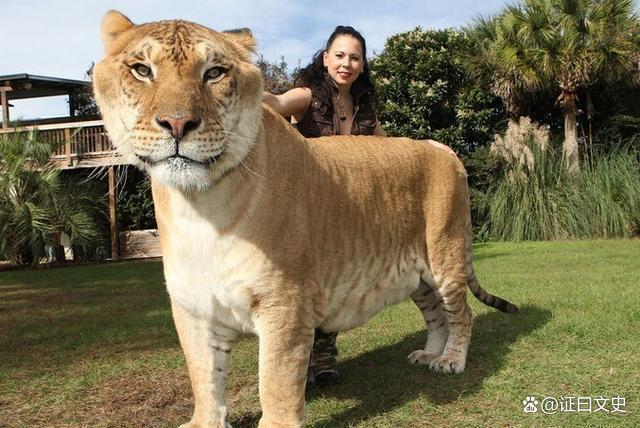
[407,349,441,365]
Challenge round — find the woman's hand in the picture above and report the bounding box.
[425,140,457,157]
[262,88,312,121]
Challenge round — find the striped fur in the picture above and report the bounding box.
[92,11,517,428]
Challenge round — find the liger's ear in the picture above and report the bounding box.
[101,10,135,52]
[222,28,257,54]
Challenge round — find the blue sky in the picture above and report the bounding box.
[1,0,512,120]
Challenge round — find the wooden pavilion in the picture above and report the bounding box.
[0,73,129,260]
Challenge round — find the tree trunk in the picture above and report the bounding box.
[560,92,580,174]
[52,232,66,262]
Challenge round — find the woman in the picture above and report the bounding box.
[263,25,383,388]
[263,25,385,138]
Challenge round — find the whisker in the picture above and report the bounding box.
[114,164,128,194]
[85,164,109,182]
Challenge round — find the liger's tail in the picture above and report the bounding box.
[468,272,518,313]
[464,212,518,313]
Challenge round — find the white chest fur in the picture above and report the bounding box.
[159,192,270,334]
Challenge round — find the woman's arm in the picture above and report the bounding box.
[262,87,312,121]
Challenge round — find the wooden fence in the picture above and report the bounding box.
[0,120,126,168]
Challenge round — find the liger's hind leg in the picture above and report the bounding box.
[408,280,448,365]
[428,276,473,374]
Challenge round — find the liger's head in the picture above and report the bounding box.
[93,10,263,193]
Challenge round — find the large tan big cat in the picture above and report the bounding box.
[93,10,517,428]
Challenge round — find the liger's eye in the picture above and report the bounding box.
[204,66,227,83]
[131,63,153,79]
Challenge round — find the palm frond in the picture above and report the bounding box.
[0,129,106,265]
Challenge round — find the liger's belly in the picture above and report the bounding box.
[319,247,427,332]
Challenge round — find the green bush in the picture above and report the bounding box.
[117,166,156,231]
[370,28,504,154]
[476,140,640,241]
[575,148,640,238]
[461,146,503,240]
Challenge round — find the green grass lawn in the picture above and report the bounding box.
[1,240,638,427]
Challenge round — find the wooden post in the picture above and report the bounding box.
[52,232,66,262]
[108,166,119,261]
[0,85,11,129]
[64,128,72,166]
[68,91,76,119]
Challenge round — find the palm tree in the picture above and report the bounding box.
[0,130,104,266]
[467,0,640,173]
[466,16,522,123]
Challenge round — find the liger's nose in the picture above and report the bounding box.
[155,116,201,139]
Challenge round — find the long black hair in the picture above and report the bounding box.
[295,25,375,94]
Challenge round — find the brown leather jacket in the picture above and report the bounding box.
[295,74,378,137]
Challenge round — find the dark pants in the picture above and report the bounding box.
[310,328,339,375]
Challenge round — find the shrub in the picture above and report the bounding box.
[370,28,504,154]
[574,148,640,238]
[117,167,156,231]
[476,139,640,241]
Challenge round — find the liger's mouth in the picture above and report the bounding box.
[137,151,224,167]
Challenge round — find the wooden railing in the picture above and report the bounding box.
[0,120,126,169]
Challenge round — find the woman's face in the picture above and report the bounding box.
[323,35,365,89]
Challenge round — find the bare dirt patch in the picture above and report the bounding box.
[1,370,193,428]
